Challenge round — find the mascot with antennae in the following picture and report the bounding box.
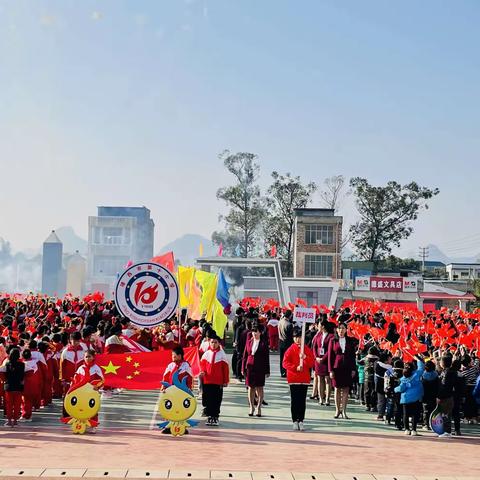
[157,371,198,436]
[61,374,102,434]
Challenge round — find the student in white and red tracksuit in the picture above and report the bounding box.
[161,346,194,435]
[282,327,315,431]
[163,346,193,390]
[20,349,39,422]
[74,349,104,434]
[199,335,229,426]
[60,332,86,396]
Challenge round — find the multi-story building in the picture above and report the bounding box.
[293,208,343,279]
[87,206,154,295]
[41,230,65,296]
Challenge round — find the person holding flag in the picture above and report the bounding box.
[282,327,315,431]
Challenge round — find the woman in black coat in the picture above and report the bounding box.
[328,322,357,419]
[242,326,270,417]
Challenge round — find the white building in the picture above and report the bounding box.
[87,206,154,296]
[446,263,480,281]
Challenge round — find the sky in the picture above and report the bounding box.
[1,0,479,259]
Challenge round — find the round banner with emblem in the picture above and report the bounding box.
[114,262,179,327]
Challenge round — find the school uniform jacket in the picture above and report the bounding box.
[282,343,315,384]
[60,344,86,381]
[200,348,229,386]
[163,361,193,390]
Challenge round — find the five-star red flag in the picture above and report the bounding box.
[96,347,200,389]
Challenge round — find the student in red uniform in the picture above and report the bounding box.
[162,346,193,390]
[282,327,315,431]
[0,348,25,427]
[51,333,64,399]
[267,314,280,352]
[105,324,130,354]
[160,346,194,435]
[19,349,38,422]
[60,332,86,395]
[38,341,53,407]
[73,349,104,434]
[199,334,229,427]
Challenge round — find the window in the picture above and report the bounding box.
[102,227,123,245]
[305,225,333,245]
[304,255,333,277]
[297,290,318,307]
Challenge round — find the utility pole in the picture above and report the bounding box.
[419,246,429,274]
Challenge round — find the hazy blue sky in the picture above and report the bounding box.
[1,0,479,258]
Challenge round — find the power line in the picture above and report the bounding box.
[418,246,429,272]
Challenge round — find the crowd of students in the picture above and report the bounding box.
[233,304,480,436]
[1,294,480,438]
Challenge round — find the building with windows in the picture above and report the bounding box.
[293,208,342,279]
[446,263,480,281]
[87,206,154,295]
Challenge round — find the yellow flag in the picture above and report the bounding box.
[212,299,228,337]
[188,271,202,320]
[177,266,194,308]
[195,270,218,321]
[199,242,204,257]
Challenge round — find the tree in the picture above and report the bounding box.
[263,172,317,276]
[319,175,350,212]
[349,178,439,263]
[214,150,265,257]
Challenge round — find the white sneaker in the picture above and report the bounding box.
[298,422,305,431]
[89,427,97,434]
[293,421,299,431]
[18,417,32,423]
[101,391,113,399]
[404,429,411,435]
[422,425,430,431]
[411,430,419,436]
[438,432,452,438]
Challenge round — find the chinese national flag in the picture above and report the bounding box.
[151,251,175,273]
[96,347,200,389]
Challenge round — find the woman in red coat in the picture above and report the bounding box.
[242,326,270,417]
[328,322,357,419]
[282,327,315,431]
[312,320,335,406]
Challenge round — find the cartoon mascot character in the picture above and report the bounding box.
[61,375,102,434]
[157,371,198,436]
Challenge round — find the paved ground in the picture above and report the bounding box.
[0,355,478,478]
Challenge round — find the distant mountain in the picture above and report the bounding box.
[406,243,480,264]
[55,226,88,255]
[157,234,217,266]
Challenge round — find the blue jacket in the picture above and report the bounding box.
[394,360,425,404]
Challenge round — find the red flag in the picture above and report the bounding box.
[151,251,175,273]
[96,347,200,389]
[270,245,277,258]
[217,243,223,257]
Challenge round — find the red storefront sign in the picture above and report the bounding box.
[370,276,403,292]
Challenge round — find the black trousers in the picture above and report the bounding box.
[289,384,308,422]
[403,401,419,431]
[202,384,223,418]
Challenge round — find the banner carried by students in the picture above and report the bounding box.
[97,347,200,389]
